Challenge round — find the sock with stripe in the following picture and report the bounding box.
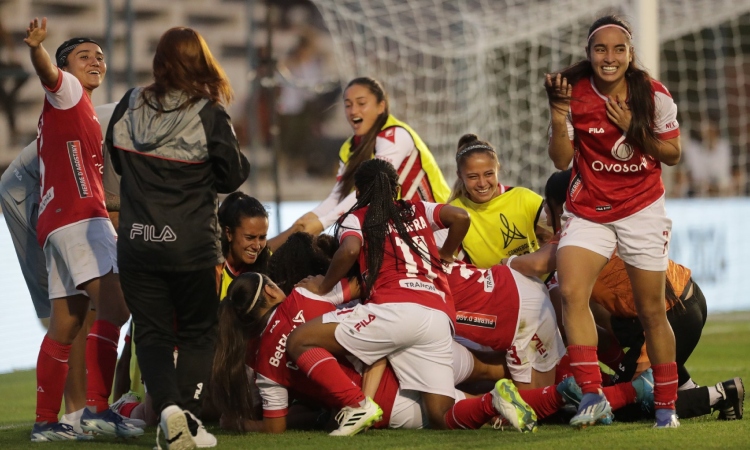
[86,320,120,412]
[36,335,71,423]
[443,394,496,429]
[652,362,678,410]
[568,345,602,395]
[295,348,365,408]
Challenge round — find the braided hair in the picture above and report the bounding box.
[335,159,440,299]
[268,232,332,295]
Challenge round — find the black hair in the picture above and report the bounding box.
[335,159,440,299]
[449,133,500,202]
[338,77,390,202]
[211,273,275,430]
[544,169,572,233]
[268,232,331,295]
[55,37,100,67]
[545,14,659,153]
[218,191,271,273]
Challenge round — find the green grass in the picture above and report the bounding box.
[1,313,749,449]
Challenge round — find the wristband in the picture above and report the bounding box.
[506,255,518,269]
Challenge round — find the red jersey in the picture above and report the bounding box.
[251,285,398,426]
[339,201,455,322]
[565,77,679,223]
[36,69,108,246]
[445,261,521,351]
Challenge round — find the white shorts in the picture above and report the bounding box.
[389,387,466,429]
[322,302,455,398]
[44,218,118,299]
[558,195,671,271]
[506,269,565,383]
[451,339,476,385]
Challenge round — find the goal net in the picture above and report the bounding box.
[310,0,750,195]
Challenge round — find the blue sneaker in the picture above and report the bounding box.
[30,421,92,442]
[557,376,583,408]
[81,406,144,438]
[569,391,613,428]
[632,369,655,413]
[654,408,680,428]
[491,379,538,433]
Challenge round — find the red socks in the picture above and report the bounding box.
[518,385,565,419]
[597,333,625,372]
[652,362,678,410]
[36,336,71,423]
[444,394,496,429]
[86,320,120,412]
[296,348,365,408]
[602,382,637,410]
[118,401,139,418]
[568,345,602,394]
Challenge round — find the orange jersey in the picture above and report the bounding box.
[591,254,692,319]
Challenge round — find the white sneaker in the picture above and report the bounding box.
[157,405,195,450]
[185,411,216,448]
[490,379,538,433]
[329,397,383,436]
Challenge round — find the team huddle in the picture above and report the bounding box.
[0,12,745,450]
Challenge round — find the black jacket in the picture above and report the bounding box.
[106,88,250,271]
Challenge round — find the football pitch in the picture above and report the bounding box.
[0,313,748,449]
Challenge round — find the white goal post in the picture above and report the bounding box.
[311,0,750,195]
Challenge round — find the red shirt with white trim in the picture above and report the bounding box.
[36,69,108,246]
[565,77,680,223]
[446,261,521,351]
[339,201,455,322]
[251,284,397,425]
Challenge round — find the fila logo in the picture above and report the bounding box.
[193,382,203,400]
[130,223,177,241]
[589,127,605,134]
[292,310,305,324]
[353,314,377,332]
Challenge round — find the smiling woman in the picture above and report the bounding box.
[447,133,548,269]
[267,77,450,250]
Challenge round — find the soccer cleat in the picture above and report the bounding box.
[714,377,744,420]
[110,391,146,430]
[654,408,680,428]
[185,410,216,448]
[157,405,196,450]
[569,391,613,428]
[632,368,655,414]
[557,376,583,408]
[30,421,92,442]
[491,379,538,433]
[329,397,383,436]
[80,406,144,438]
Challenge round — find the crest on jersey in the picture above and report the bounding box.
[499,213,527,249]
[611,135,634,161]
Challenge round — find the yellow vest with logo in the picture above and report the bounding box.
[338,115,450,203]
[450,187,543,268]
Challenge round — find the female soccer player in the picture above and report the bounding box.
[447,134,550,268]
[545,14,682,428]
[107,26,249,449]
[24,18,140,441]
[268,77,450,249]
[287,158,537,436]
[217,192,271,299]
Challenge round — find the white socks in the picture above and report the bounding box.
[60,408,85,433]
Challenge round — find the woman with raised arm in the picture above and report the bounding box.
[24,17,141,442]
[268,77,450,250]
[545,14,681,429]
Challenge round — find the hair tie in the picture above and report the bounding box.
[246,273,264,314]
[456,144,495,161]
[587,24,632,44]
